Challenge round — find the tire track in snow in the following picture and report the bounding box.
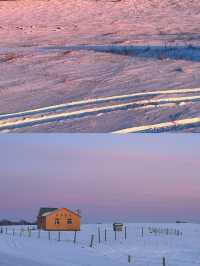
[113,117,200,133]
[0,87,200,120]
[0,94,200,131]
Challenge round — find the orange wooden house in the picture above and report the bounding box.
[37,207,81,231]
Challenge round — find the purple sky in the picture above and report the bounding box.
[0,135,200,223]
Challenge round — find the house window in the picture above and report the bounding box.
[55,218,60,225]
[67,219,73,224]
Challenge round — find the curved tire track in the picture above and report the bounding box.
[0,94,200,131]
[113,117,200,133]
[1,87,200,121]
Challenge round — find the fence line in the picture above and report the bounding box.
[0,225,184,246]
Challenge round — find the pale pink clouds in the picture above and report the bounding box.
[0,135,200,222]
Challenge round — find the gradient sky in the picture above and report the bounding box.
[0,134,200,223]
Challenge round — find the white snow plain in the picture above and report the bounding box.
[0,223,200,266]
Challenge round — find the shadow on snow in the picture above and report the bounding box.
[43,44,200,62]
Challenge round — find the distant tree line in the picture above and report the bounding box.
[0,219,36,226]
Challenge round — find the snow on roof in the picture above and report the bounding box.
[38,208,57,217]
[41,212,53,217]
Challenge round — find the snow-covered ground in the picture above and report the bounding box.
[1,0,200,132]
[0,223,200,266]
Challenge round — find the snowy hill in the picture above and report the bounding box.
[0,0,200,132]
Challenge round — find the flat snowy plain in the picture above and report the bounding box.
[1,0,200,132]
[0,223,200,266]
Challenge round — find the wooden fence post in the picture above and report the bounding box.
[98,227,101,243]
[128,255,132,263]
[0,227,3,234]
[90,234,94,248]
[57,231,60,241]
[104,229,107,241]
[38,230,41,238]
[125,226,127,240]
[162,257,166,266]
[48,231,51,240]
[115,230,117,240]
[73,231,77,244]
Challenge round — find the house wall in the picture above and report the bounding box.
[37,217,42,229]
[37,216,46,229]
[41,216,47,230]
[44,208,80,231]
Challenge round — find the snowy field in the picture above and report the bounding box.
[0,223,200,266]
[1,0,200,132]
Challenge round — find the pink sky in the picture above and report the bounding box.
[0,135,200,223]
